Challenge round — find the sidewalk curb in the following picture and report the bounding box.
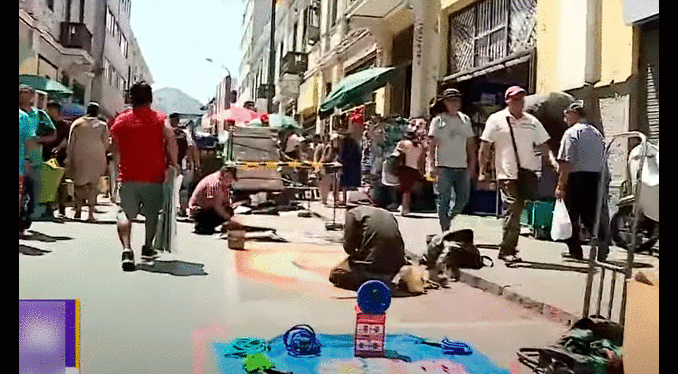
[457,270,579,327]
[310,203,581,327]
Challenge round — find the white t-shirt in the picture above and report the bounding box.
[428,112,475,168]
[480,108,550,180]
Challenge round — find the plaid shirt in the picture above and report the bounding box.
[188,171,231,216]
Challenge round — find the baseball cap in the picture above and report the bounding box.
[442,88,462,99]
[19,84,35,93]
[565,100,586,116]
[505,86,526,100]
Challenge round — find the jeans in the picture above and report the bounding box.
[436,167,470,232]
[565,172,611,260]
[497,180,524,256]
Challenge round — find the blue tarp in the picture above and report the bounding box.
[214,334,510,374]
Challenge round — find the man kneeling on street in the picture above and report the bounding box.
[329,205,407,291]
[188,166,241,235]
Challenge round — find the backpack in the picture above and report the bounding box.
[424,229,494,282]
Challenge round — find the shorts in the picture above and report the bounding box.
[397,166,421,193]
[118,182,164,220]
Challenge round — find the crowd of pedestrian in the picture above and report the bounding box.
[20,80,612,276]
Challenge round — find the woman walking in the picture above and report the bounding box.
[66,103,110,221]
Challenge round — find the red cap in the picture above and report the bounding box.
[505,86,526,100]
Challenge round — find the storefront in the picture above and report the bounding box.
[438,0,539,215]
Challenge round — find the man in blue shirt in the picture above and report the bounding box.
[556,101,610,261]
[20,109,36,232]
[19,84,56,227]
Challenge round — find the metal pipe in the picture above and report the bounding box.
[268,0,277,114]
[596,267,606,316]
[608,271,617,320]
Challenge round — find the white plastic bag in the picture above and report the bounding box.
[550,199,572,241]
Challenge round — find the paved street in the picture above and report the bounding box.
[19,200,578,374]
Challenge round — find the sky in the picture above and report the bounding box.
[130,0,246,105]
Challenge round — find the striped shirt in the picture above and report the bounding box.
[188,171,231,216]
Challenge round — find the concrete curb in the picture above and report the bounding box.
[310,203,581,327]
[457,270,579,327]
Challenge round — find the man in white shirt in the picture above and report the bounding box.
[478,86,559,262]
[427,88,477,232]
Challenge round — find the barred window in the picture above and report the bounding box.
[448,0,537,75]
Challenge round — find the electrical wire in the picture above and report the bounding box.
[283,324,322,357]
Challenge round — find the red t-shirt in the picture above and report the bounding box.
[111,105,167,183]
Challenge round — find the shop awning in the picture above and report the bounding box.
[19,74,73,98]
[319,67,397,116]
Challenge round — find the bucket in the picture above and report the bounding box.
[228,229,246,250]
[37,160,65,203]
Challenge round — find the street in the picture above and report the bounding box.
[19,200,571,374]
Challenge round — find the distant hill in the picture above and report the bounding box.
[152,87,205,115]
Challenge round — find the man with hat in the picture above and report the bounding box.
[427,88,477,232]
[556,100,610,261]
[478,86,558,262]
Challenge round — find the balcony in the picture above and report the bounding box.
[281,52,308,76]
[60,22,92,53]
[346,0,408,19]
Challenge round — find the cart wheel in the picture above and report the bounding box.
[610,208,633,249]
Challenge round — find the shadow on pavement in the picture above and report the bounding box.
[22,230,73,242]
[136,260,208,276]
[19,244,51,256]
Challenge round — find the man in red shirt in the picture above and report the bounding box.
[110,81,179,271]
[188,166,237,235]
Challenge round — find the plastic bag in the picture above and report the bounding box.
[550,199,572,241]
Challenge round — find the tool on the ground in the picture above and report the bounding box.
[282,324,322,357]
[223,338,269,358]
[242,352,292,374]
[441,338,473,355]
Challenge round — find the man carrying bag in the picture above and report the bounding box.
[479,86,559,263]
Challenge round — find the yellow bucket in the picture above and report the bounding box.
[228,230,246,250]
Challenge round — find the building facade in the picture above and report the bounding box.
[237,0,658,152]
[19,0,153,120]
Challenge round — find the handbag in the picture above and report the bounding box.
[507,116,539,201]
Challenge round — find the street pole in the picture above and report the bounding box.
[267,0,276,114]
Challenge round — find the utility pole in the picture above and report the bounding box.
[267,0,277,114]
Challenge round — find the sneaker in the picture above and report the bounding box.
[141,245,158,260]
[498,254,522,263]
[121,249,135,272]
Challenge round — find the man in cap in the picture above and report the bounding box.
[478,86,559,262]
[427,88,477,232]
[556,100,610,261]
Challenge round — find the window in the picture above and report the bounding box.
[330,0,338,28]
[106,8,115,36]
[121,35,128,57]
[448,0,537,74]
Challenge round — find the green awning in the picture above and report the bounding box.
[319,67,397,115]
[19,74,73,97]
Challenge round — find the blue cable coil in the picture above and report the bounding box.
[283,324,322,357]
[441,338,473,355]
[222,338,269,358]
